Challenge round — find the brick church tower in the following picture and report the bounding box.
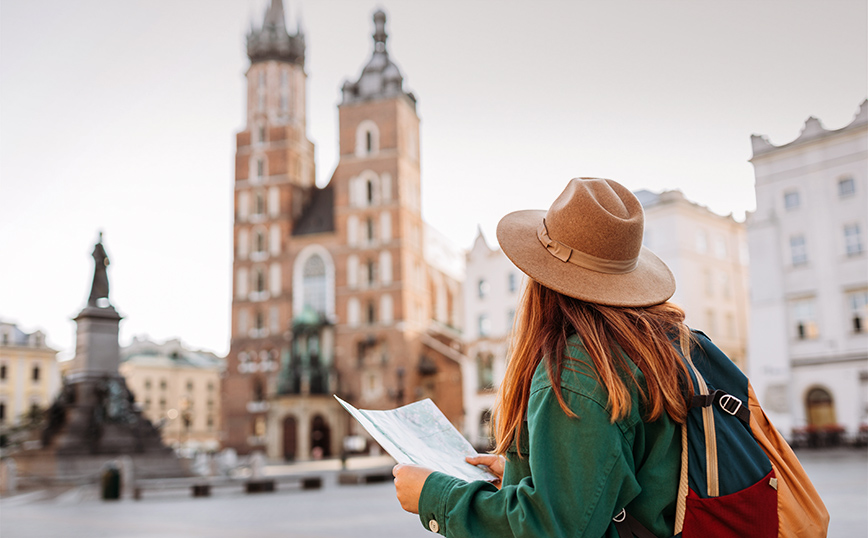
[224,5,464,460]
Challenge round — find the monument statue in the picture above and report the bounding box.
[88,233,110,307]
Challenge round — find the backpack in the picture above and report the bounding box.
[613,330,829,538]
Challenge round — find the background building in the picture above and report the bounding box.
[460,230,523,449]
[224,3,465,461]
[747,100,867,439]
[0,321,61,428]
[120,337,224,451]
[636,189,751,369]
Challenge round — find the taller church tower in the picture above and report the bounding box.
[224,0,317,453]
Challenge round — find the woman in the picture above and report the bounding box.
[393,177,694,537]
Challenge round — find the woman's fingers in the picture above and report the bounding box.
[466,454,505,476]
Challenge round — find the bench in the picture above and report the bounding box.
[133,474,322,499]
[337,466,394,485]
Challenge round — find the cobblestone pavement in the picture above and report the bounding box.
[1,449,864,537]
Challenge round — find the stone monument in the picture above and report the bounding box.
[12,235,184,482]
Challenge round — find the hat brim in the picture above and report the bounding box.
[497,209,676,307]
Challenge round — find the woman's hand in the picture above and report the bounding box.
[466,454,505,489]
[392,464,434,514]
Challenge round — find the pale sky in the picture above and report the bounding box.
[1,0,865,358]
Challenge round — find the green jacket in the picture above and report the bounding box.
[418,335,680,537]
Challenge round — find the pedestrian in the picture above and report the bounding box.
[393,177,692,537]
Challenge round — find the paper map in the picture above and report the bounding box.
[335,396,497,483]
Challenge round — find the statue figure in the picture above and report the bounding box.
[88,233,111,307]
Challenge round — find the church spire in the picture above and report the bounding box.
[247,0,305,66]
[341,9,415,108]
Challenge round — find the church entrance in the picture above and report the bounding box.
[282,416,297,461]
[310,414,331,459]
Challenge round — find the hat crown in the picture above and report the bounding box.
[544,178,644,263]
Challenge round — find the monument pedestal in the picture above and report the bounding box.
[10,239,185,484]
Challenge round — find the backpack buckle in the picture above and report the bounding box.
[613,508,626,523]
[719,394,743,417]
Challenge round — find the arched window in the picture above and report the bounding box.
[255,268,266,293]
[255,230,266,253]
[292,246,335,320]
[355,120,380,157]
[366,301,376,325]
[254,192,265,215]
[303,254,327,314]
[366,217,375,242]
[252,378,265,402]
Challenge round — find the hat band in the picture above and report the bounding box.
[537,220,639,274]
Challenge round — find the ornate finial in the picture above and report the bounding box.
[373,10,387,52]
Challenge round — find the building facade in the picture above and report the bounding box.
[460,230,524,449]
[747,101,868,439]
[119,337,224,451]
[224,3,464,460]
[0,322,61,428]
[636,189,751,370]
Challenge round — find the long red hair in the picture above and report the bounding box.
[493,279,693,456]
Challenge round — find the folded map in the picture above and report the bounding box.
[335,396,497,483]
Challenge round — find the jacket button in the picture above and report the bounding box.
[428,519,440,533]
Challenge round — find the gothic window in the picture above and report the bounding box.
[255,268,266,293]
[367,259,376,286]
[255,310,265,334]
[255,192,265,215]
[379,250,392,284]
[302,254,327,315]
[380,294,394,324]
[367,301,376,325]
[366,217,375,243]
[348,298,360,327]
[257,159,265,179]
[367,179,374,205]
[355,120,380,157]
[380,211,391,242]
[255,231,266,253]
[252,378,265,402]
[347,255,359,288]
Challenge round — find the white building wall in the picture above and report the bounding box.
[461,231,524,448]
[639,189,751,370]
[748,101,868,440]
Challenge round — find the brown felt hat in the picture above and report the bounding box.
[496,177,675,307]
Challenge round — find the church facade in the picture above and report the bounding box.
[223,2,465,460]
